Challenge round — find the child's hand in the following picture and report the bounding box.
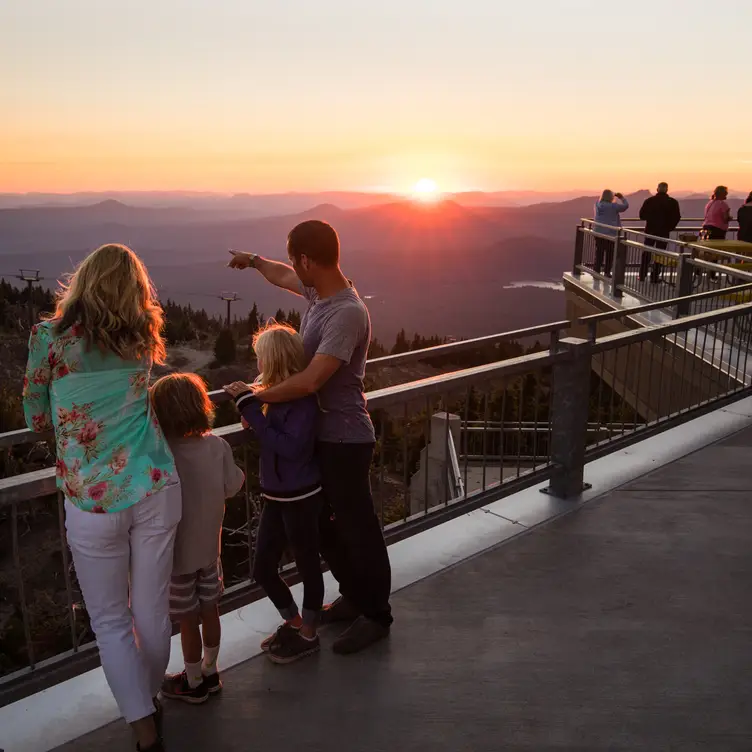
[241,417,250,430]
[223,381,251,398]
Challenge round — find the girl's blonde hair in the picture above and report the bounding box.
[52,243,166,364]
[253,322,306,389]
[150,373,215,439]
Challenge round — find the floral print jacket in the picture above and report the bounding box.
[22,321,175,513]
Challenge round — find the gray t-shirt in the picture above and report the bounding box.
[300,284,375,443]
[169,434,245,575]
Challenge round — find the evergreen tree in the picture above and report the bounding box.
[214,329,237,365]
[392,328,409,354]
[247,303,260,336]
[273,308,287,325]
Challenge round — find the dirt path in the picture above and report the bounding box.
[167,346,214,373]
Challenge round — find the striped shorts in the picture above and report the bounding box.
[169,560,224,620]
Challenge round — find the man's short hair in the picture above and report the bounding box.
[657,182,669,193]
[287,220,340,267]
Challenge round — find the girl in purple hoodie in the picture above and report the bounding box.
[223,323,323,664]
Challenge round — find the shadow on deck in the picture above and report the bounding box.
[60,428,752,751]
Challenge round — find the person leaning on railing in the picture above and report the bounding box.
[593,189,629,275]
[738,192,752,244]
[638,182,681,283]
[702,186,733,240]
[21,244,179,752]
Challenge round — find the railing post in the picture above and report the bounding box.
[612,230,626,298]
[573,222,584,275]
[542,337,592,499]
[675,253,694,318]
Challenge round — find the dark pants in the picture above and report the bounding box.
[703,225,727,240]
[317,442,393,627]
[253,491,325,627]
[640,236,669,282]
[594,236,614,276]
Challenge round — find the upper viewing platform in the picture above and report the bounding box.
[2,217,752,751]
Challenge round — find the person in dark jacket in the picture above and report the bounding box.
[638,182,681,283]
[738,192,752,243]
[224,323,324,665]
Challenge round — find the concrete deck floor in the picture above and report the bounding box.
[59,427,752,751]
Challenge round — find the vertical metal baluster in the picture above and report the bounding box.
[462,387,470,498]
[608,346,617,439]
[57,491,78,651]
[423,396,430,515]
[443,394,451,506]
[633,340,644,432]
[499,381,507,485]
[546,366,554,462]
[645,332,656,427]
[243,445,254,582]
[619,343,631,436]
[677,328,688,414]
[657,329,668,423]
[378,413,386,527]
[709,320,721,400]
[597,349,607,436]
[12,501,35,669]
[481,391,489,491]
[700,321,711,404]
[666,334,677,418]
[516,376,524,478]
[531,371,540,472]
[402,403,410,523]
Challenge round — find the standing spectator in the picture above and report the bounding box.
[738,192,752,243]
[593,190,629,275]
[22,244,178,752]
[150,373,245,704]
[638,182,682,283]
[703,186,733,240]
[228,220,393,654]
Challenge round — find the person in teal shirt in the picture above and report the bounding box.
[23,243,179,752]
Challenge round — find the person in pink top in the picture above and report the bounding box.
[703,186,733,240]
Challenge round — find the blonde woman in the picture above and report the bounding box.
[22,244,179,752]
[223,323,323,664]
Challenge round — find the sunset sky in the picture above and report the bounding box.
[2,0,750,195]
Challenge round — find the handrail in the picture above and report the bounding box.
[0,350,560,506]
[577,280,752,325]
[446,431,465,499]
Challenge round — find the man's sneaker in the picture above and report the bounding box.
[268,627,320,665]
[161,671,209,704]
[319,596,360,626]
[332,615,389,655]
[203,672,223,694]
[260,622,299,651]
[136,740,165,752]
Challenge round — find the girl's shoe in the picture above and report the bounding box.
[268,627,320,664]
[161,671,209,704]
[260,622,299,652]
[136,739,165,752]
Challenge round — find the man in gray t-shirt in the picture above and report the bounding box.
[300,284,375,443]
[228,220,392,654]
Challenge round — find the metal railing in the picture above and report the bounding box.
[574,220,752,316]
[3,294,752,704]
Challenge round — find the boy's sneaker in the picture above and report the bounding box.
[260,622,299,652]
[203,671,223,695]
[319,596,360,626]
[136,739,164,752]
[161,671,209,704]
[268,627,320,665]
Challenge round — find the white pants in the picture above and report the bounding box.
[65,483,182,723]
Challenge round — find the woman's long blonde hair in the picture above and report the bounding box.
[253,322,306,389]
[52,243,166,363]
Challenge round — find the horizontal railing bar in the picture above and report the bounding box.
[590,300,752,354]
[580,281,752,324]
[688,258,752,281]
[0,349,560,505]
[622,238,683,258]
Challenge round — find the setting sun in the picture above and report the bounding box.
[412,178,439,200]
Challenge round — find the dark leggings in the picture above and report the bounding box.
[703,225,727,240]
[253,491,324,626]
